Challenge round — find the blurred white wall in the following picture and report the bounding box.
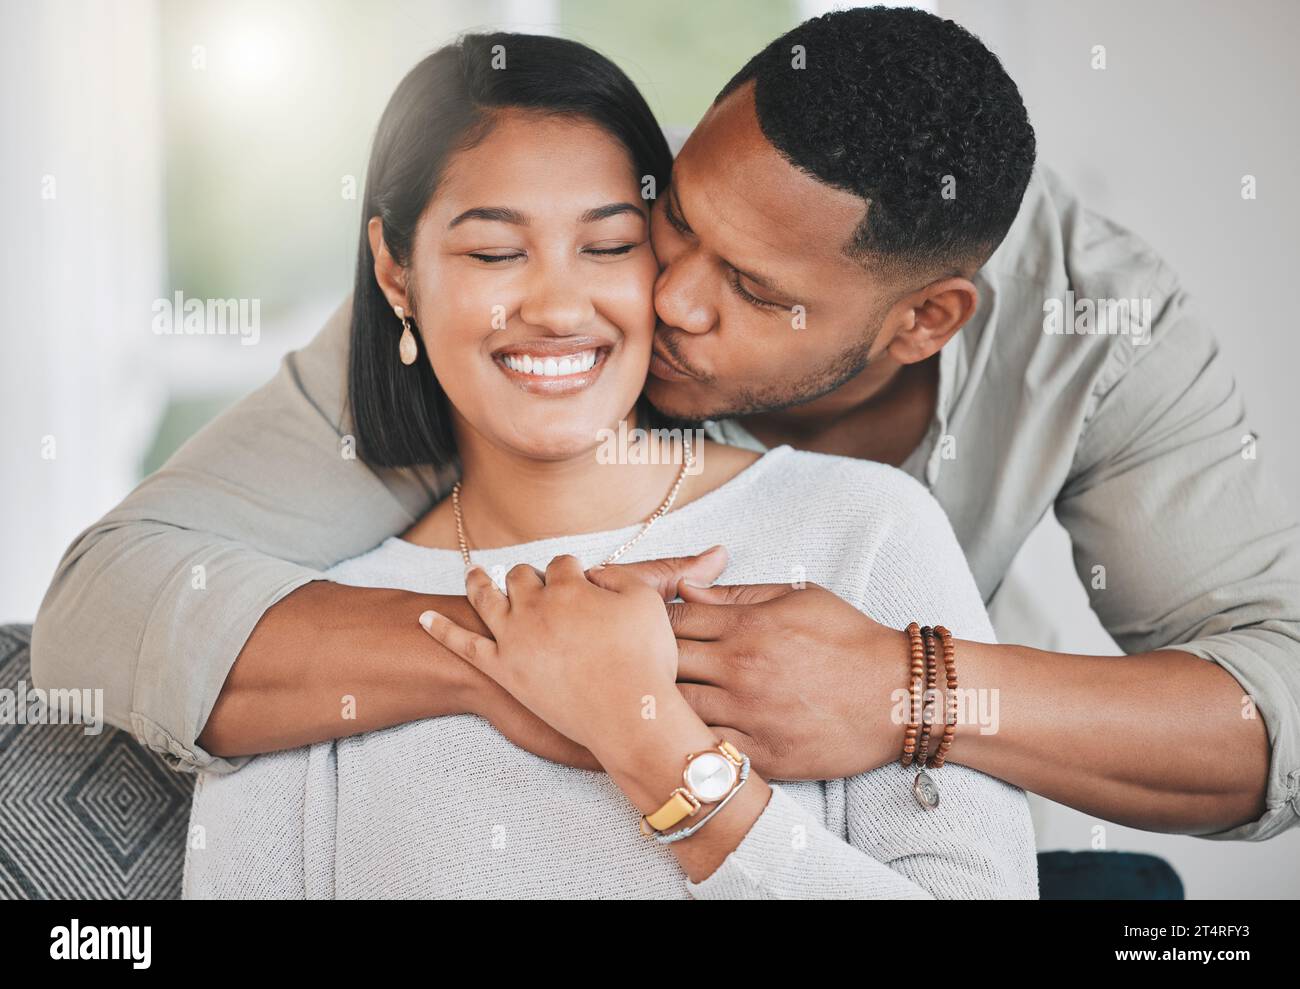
[942,0,1300,898]
[0,0,167,624]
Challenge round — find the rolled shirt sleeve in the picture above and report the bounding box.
[30,296,444,773]
[1054,267,1300,839]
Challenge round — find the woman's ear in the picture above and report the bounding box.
[885,276,979,365]
[368,216,409,315]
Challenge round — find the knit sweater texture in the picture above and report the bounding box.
[184,446,1039,899]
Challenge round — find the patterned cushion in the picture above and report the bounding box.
[0,624,191,899]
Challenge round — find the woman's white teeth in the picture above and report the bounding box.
[502,349,597,376]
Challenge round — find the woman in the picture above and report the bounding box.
[184,32,1037,899]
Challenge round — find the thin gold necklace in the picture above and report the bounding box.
[452,432,695,567]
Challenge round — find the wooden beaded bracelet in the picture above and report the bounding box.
[898,622,959,810]
[916,626,939,769]
[899,622,923,768]
[928,626,958,769]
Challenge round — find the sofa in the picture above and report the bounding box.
[0,624,191,898]
[0,622,1182,899]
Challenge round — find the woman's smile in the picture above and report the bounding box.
[491,337,614,397]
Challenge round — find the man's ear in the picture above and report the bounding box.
[368,216,409,314]
[885,276,979,365]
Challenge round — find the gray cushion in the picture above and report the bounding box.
[0,624,191,899]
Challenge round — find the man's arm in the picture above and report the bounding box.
[196,580,602,769]
[937,643,1271,834]
[667,289,1298,838]
[1039,280,1300,839]
[197,582,481,757]
[945,279,1300,836]
[200,553,727,766]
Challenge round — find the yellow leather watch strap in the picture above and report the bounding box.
[639,742,747,837]
[641,788,700,835]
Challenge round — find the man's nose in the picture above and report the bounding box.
[654,250,716,335]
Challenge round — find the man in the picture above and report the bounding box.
[32,7,1299,841]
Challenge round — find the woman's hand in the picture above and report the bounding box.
[421,552,774,882]
[418,555,686,762]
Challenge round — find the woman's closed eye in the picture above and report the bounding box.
[583,240,643,260]
[465,241,645,265]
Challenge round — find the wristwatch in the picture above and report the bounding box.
[639,740,745,836]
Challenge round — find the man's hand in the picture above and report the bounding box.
[433,546,731,772]
[669,580,909,780]
[424,558,683,762]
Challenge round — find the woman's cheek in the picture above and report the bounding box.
[415,293,502,407]
[599,256,659,344]
[420,266,501,349]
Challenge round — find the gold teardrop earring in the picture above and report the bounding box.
[395,305,418,366]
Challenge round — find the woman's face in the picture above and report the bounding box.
[405,109,657,461]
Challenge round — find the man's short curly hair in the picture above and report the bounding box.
[718,6,1036,276]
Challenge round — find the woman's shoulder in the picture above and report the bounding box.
[775,445,929,490]
[749,445,946,528]
[697,437,764,476]
[764,447,991,639]
[694,441,959,569]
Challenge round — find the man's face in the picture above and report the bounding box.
[646,82,898,421]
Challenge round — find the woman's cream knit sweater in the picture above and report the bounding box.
[184,446,1039,899]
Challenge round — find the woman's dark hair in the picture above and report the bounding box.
[348,32,674,469]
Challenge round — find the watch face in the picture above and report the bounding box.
[685,751,737,802]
